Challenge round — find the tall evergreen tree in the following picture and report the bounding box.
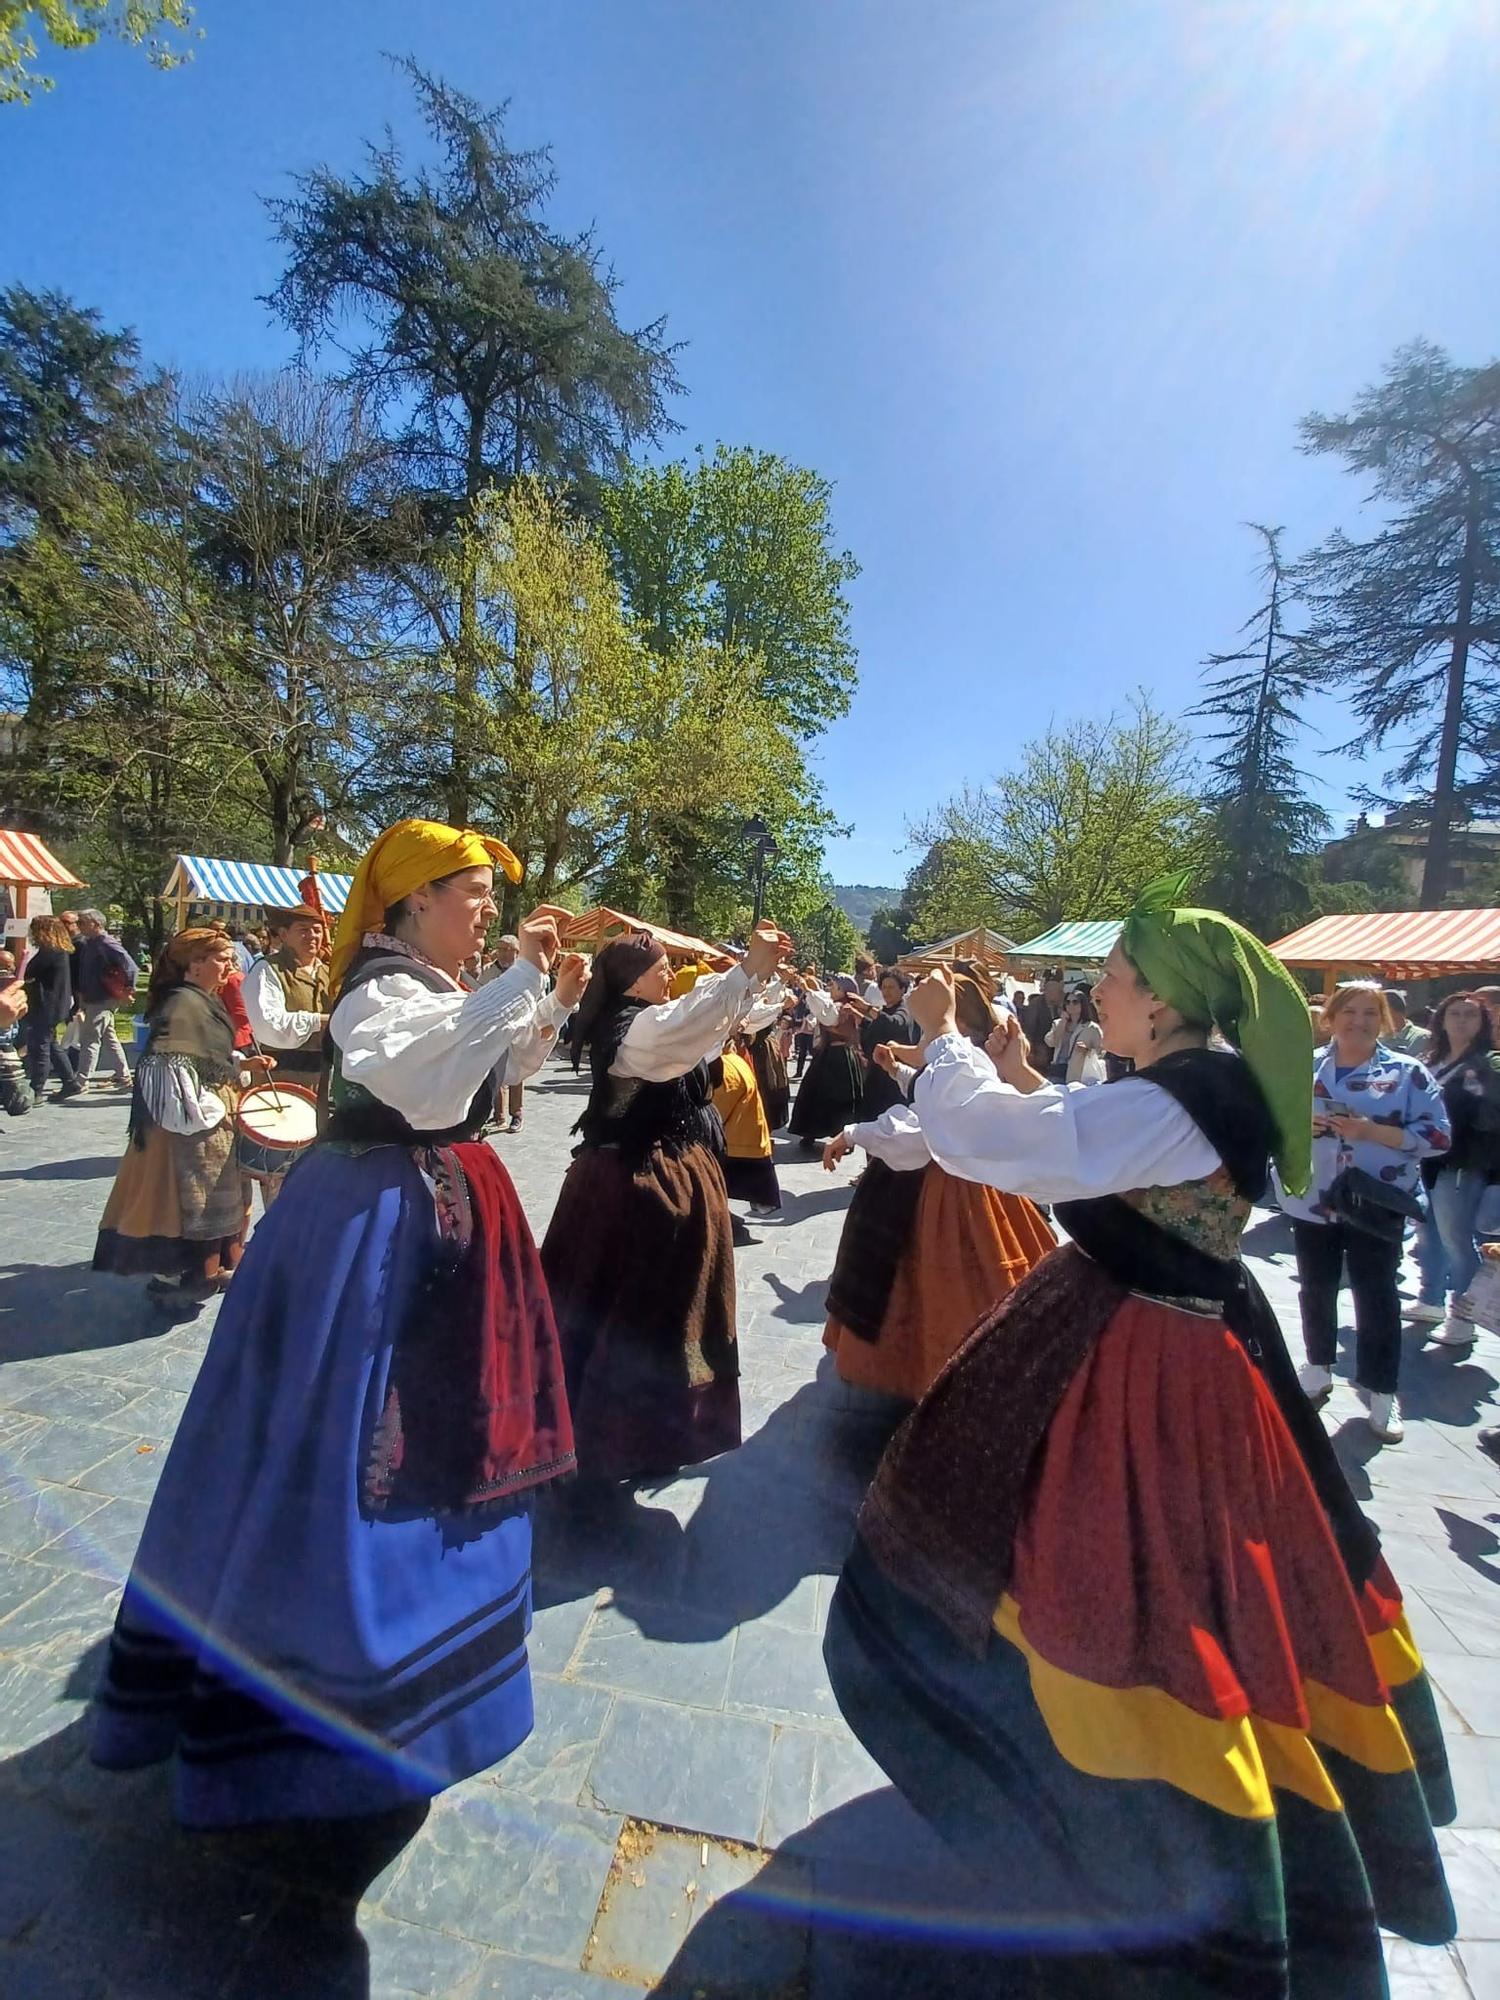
[1191,523,1328,938]
[265,60,682,822]
[1299,340,1500,906]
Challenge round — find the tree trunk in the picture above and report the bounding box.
[1421,494,1479,907]
[448,412,489,826]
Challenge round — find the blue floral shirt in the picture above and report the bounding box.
[1280,1040,1451,1225]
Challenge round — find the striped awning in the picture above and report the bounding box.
[1008,919,1123,965]
[163,856,354,915]
[0,828,84,889]
[1270,909,1500,980]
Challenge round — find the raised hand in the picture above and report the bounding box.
[517,907,566,973]
[553,952,589,1011]
[743,922,785,982]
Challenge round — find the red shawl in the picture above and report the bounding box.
[364,1142,576,1514]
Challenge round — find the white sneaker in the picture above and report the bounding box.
[1432,1315,1478,1347]
[1405,1300,1447,1324]
[1367,1393,1404,1443]
[1298,1362,1333,1402]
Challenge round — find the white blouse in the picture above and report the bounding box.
[912,1032,1221,1205]
[844,1101,933,1173]
[136,1053,232,1136]
[242,957,322,1051]
[612,965,771,1082]
[332,959,567,1131]
[803,987,844,1029]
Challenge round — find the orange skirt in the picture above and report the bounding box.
[824,1164,1055,1401]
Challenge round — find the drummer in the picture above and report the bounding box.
[241,904,330,1201]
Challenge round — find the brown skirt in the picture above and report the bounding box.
[824,1164,1056,1403]
[94,1109,250,1278]
[541,1140,741,1480]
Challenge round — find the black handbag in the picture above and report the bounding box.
[1325,1165,1424,1242]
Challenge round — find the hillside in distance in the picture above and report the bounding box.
[832,884,899,929]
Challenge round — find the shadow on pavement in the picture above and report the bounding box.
[0,1259,180,1365]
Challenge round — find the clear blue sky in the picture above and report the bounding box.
[6,0,1499,889]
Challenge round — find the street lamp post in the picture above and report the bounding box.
[742,814,778,926]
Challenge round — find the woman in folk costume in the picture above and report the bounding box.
[90,821,585,1827]
[821,966,1055,1403]
[94,927,265,1313]
[747,996,794,1133]
[856,967,921,1120]
[712,1030,783,1218]
[824,878,1454,2000]
[788,973,868,1146]
[543,922,787,1480]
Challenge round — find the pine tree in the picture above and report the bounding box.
[1299,341,1500,906]
[1191,523,1329,938]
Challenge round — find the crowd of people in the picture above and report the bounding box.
[6,828,1499,1995]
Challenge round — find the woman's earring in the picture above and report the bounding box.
[1148,1019,1158,1042]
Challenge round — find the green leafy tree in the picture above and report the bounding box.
[266,61,681,825]
[603,445,859,737]
[1,1,194,104]
[1191,523,1330,938]
[1299,340,1500,907]
[911,696,1213,936]
[864,903,912,963]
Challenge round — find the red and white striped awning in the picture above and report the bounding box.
[0,829,84,890]
[1270,908,1500,980]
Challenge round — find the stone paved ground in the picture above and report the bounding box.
[0,1061,1498,1998]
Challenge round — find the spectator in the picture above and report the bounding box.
[1045,983,1108,1085]
[0,949,32,1115]
[73,907,138,1092]
[1383,989,1428,1056]
[854,952,882,1009]
[21,914,83,1101]
[1283,982,1449,1444]
[791,968,818,1078]
[480,933,527,1130]
[1020,973,1063,1067]
[1410,992,1500,1343]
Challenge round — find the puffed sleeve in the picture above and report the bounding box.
[612,966,766,1082]
[843,1101,933,1172]
[332,961,558,1129]
[913,1032,1222,1203]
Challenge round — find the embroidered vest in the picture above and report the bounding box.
[268,949,330,1078]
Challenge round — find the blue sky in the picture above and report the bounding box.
[6,0,1499,889]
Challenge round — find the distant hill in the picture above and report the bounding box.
[832,884,899,930]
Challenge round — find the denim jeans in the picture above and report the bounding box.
[1415,1168,1489,1303]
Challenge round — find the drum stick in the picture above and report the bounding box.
[243,1028,287,1112]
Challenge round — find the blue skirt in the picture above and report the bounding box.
[90,1144,537,1827]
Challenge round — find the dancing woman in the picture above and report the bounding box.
[857,968,921,1119]
[90,820,584,1826]
[824,878,1454,1999]
[822,966,1055,1403]
[788,974,867,1145]
[542,922,786,1481]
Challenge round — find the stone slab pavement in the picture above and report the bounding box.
[0,1061,1497,1998]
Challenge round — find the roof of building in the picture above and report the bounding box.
[1007,918,1123,964]
[161,856,353,914]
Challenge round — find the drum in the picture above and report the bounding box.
[234,1082,320,1183]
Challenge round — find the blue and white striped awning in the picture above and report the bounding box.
[162,856,354,915]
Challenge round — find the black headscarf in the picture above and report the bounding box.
[570,933,667,1074]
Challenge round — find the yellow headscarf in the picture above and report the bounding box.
[329,818,523,993]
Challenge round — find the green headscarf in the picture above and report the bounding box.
[1120,872,1313,1195]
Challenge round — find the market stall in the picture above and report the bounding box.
[897,924,1013,977]
[560,905,729,967]
[1269,908,1500,993]
[1005,918,1122,972]
[159,856,354,931]
[0,828,85,943]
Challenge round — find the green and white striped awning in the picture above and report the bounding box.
[1008,919,1122,965]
